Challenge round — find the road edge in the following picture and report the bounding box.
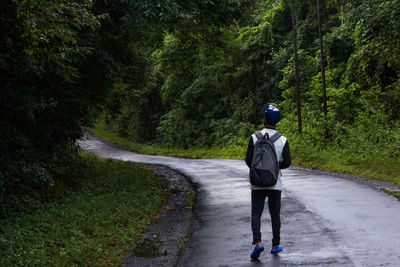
[121,164,198,267]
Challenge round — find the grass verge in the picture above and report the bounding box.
[90,126,245,159]
[0,153,164,266]
[291,146,400,187]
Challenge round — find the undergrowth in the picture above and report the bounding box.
[0,153,164,266]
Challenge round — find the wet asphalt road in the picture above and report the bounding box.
[78,135,400,267]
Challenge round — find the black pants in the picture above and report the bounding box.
[251,189,281,246]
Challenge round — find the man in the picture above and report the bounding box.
[245,104,291,259]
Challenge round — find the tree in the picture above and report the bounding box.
[316,0,328,128]
[291,0,302,134]
[0,0,110,216]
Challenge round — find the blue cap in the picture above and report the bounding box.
[263,104,281,124]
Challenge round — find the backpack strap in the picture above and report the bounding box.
[255,131,265,140]
[269,132,282,143]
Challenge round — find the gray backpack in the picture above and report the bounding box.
[250,131,282,187]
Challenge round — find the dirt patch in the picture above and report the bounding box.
[122,165,196,267]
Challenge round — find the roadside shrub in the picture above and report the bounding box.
[0,144,83,218]
[211,118,257,147]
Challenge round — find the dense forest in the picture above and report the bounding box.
[1,0,400,216]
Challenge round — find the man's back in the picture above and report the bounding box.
[245,128,291,191]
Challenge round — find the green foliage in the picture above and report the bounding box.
[99,0,254,146]
[0,154,164,266]
[0,145,85,217]
[121,0,251,24]
[0,0,112,217]
[211,118,257,148]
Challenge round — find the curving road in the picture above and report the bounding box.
[78,134,400,267]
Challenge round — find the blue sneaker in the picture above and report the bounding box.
[271,245,283,254]
[250,246,264,259]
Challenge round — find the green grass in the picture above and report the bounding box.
[91,126,400,188]
[291,146,400,187]
[187,190,196,208]
[0,153,164,266]
[177,233,189,249]
[91,126,246,159]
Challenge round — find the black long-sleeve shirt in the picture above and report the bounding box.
[245,136,291,169]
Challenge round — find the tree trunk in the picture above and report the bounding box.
[341,4,345,26]
[316,0,328,130]
[291,0,302,134]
